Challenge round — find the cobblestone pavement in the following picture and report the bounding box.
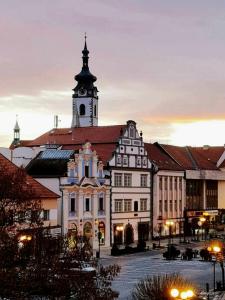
[100,247,223,300]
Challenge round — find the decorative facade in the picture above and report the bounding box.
[61,142,110,251]
[109,120,152,245]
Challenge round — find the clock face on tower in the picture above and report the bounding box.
[79,88,86,96]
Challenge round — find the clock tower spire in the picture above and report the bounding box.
[71,35,98,127]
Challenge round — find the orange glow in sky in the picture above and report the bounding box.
[170,120,225,146]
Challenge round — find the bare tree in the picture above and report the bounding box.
[0,165,120,299]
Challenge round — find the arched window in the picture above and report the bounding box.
[94,105,97,117]
[83,222,92,238]
[80,104,85,116]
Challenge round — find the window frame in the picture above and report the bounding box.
[124,173,132,187]
[114,173,122,186]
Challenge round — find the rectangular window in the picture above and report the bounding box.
[164,200,168,212]
[174,177,177,190]
[115,199,123,212]
[179,178,182,190]
[134,201,138,212]
[124,199,132,212]
[124,173,132,187]
[140,174,147,187]
[123,156,128,165]
[99,197,104,211]
[85,198,90,212]
[164,177,168,190]
[159,200,162,212]
[140,199,147,211]
[115,173,122,186]
[43,210,50,221]
[159,177,162,190]
[70,198,75,212]
[169,177,172,190]
[170,200,173,212]
[85,166,89,177]
[174,200,177,211]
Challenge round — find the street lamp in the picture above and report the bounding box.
[95,219,102,259]
[199,217,206,240]
[166,220,174,245]
[18,234,32,248]
[207,244,224,291]
[170,288,194,299]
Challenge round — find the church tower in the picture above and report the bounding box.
[71,35,98,127]
[13,117,20,145]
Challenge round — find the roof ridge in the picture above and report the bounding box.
[185,146,199,170]
[155,143,183,168]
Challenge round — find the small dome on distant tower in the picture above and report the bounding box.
[13,116,20,145]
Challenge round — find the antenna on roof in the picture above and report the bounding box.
[54,115,61,128]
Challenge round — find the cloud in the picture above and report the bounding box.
[1,1,225,147]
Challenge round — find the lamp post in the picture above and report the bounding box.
[208,244,225,291]
[170,287,194,299]
[199,217,206,240]
[95,219,102,259]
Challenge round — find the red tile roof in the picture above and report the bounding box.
[159,144,194,169]
[63,143,116,165]
[25,125,125,165]
[0,154,59,199]
[158,144,224,170]
[27,125,125,147]
[187,147,223,170]
[145,143,183,171]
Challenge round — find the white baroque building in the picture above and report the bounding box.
[61,142,110,252]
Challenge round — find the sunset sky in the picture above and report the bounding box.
[1,1,225,147]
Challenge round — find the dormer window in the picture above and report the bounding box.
[117,156,121,164]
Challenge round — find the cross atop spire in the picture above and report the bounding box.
[82,33,89,67]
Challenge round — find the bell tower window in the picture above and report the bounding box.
[94,105,97,117]
[80,104,86,116]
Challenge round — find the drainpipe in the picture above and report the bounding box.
[150,163,156,240]
[109,169,112,246]
[59,177,64,236]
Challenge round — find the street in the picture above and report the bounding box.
[101,249,223,300]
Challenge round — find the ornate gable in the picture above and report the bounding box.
[109,120,151,169]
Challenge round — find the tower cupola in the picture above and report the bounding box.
[13,116,20,145]
[71,35,99,128]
